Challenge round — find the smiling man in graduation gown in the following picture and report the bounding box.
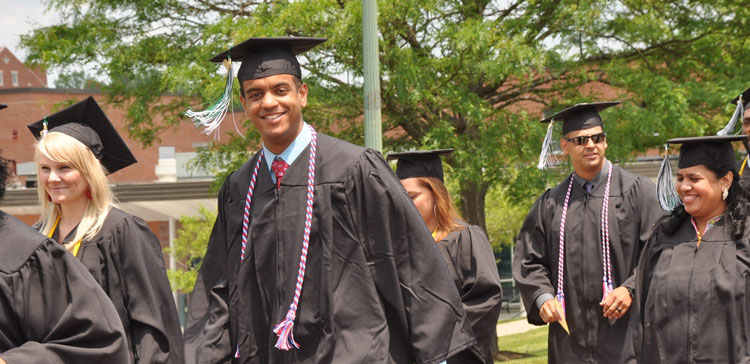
[512,102,663,363]
[184,37,476,364]
[0,153,130,363]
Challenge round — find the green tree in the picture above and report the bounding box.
[20,0,750,231]
[484,185,530,251]
[163,206,216,293]
[55,70,103,89]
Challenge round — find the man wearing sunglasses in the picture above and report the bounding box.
[513,102,662,363]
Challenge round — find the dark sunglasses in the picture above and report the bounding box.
[564,133,606,146]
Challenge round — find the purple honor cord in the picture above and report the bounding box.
[235,125,318,359]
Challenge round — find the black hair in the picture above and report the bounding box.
[239,75,303,98]
[658,156,750,242]
[0,154,9,201]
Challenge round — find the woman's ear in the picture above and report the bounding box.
[721,171,734,190]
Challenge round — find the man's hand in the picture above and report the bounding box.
[600,286,632,319]
[540,299,564,323]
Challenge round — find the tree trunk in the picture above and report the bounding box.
[459,179,488,232]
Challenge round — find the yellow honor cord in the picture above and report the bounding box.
[741,156,748,177]
[47,216,83,257]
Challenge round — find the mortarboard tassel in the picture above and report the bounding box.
[717,96,744,136]
[186,58,235,138]
[41,118,49,138]
[537,120,556,170]
[656,145,681,211]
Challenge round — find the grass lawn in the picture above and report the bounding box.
[494,326,548,364]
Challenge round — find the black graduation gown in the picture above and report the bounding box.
[52,208,184,364]
[184,133,476,364]
[512,166,662,363]
[437,223,503,364]
[0,210,130,363]
[626,217,750,363]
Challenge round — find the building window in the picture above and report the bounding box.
[0,71,3,86]
[11,71,18,86]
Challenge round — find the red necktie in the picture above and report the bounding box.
[271,157,289,189]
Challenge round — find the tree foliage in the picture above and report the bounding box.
[20,0,750,244]
[163,205,216,292]
[484,185,531,250]
[55,70,103,89]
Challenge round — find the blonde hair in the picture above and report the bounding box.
[35,132,112,250]
[414,177,464,241]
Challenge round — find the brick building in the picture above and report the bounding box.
[0,47,47,89]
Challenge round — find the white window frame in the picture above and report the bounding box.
[0,71,4,86]
[11,70,18,86]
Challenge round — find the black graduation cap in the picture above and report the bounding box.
[386,149,454,182]
[540,101,620,134]
[0,104,7,110]
[717,86,750,136]
[667,135,747,169]
[537,101,620,169]
[730,86,750,107]
[27,96,137,174]
[211,37,327,83]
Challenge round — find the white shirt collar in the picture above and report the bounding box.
[262,122,312,180]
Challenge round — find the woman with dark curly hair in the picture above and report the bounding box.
[627,135,750,363]
[0,151,130,363]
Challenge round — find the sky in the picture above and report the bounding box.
[0,0,60,85]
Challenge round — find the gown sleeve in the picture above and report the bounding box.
[512,191,555,325]
[0,239,130,364]
[620,176,662,291]
[184,177,232,364]
[454,226,503,335]
[441,225,503,364]
[345,149,476,364]
[622,229,661,364]
[115,213,185,363]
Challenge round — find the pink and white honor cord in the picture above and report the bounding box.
[600,162,614,300]
[556,162,614,317]
[235,126,317,358]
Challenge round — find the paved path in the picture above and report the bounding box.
[497,319,539,336]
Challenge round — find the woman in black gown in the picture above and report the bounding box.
[28,97,184,364]
[387,149,503,364]
[0,152,130,363]
[628,135,750,363]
